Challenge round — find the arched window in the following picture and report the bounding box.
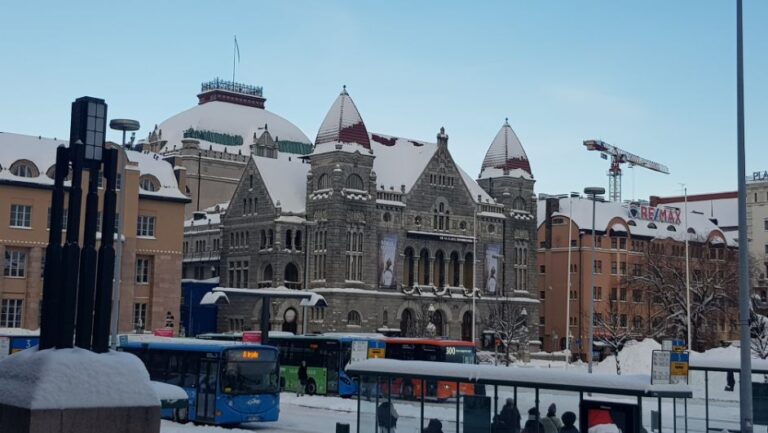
[295,230,302,251]
[139,175,160,192]
[461,311,473,341]
[450,251,460,286]
[347,310,362,326]
[627,220,637,226]
[262,264,273,284]
[382,310,389,325]
[284,263,300,289]
[434,250,445,288]
[285,229,293,249]
[512,197,526,211]
[419,249,430,285]
[317,173,329,190]
[433,200,450,231]
[667,225,676,232]
[463,252,474,289]
[260,230,267,249]
[647,223,657,229]
[404,247,415,287]
[687,227,696,234]
[401,309,415,337]
[267,229,274,247]
[10,160,39,178]
[346,174,364,190]
[432,310,445,337]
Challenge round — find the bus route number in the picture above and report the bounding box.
[446,347,457,355]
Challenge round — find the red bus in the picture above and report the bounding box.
[383,338,477,400]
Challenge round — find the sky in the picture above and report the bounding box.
[1,1,766,200]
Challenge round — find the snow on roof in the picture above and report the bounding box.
[657,196,738,229]
[537,196,732,245]
[184,212,221,228]
[346,359,691,397]
[252,153,310,214]
[0,327,39,336]
[314,87,370,150]
[125,150,188,200]
[0,347,159,409]
[479,120,532,179]
[158,100,311,155]
[0,132,186,200]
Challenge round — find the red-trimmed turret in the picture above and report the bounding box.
[314,86,371,150]
[479,119,532,179]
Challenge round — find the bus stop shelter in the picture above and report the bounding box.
[688,353,768,432]
[348,359,691,433]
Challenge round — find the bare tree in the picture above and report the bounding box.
[593,299,643,375]
[625,239,739,351]
[481,300,529,365]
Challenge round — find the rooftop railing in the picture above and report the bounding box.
[200,78,263,97]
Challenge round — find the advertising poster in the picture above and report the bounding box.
[379,234,398,289]
[485,244,501,294]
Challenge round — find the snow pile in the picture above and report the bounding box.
[0,327,39,336]
[0,347,159,409]
[594,339,661,375]
[151,381,189,402]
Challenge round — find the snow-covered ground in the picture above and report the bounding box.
[157,340,768,432]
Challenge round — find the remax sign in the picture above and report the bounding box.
[629,204,681,225]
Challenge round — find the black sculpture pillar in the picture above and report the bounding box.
[93,148,118,353]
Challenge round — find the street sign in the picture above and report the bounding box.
[671,339,687,353]
[153,328,173,337]
[242,331,262,343]
[0,337,10,360]
[651,350,671,385]
[351,340,368,363]
[670,352,690,384]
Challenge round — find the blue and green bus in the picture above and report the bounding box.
[119,337,280,426]
[270,334,385,397]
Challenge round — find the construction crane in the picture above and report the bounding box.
[583,139,670,202]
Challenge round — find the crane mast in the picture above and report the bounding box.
[583,139,670,202]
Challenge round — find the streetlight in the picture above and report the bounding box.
[108,118,140,349]
[584,186,605,374]
[565,192,579,365]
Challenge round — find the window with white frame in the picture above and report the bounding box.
[136,257,151,284]
[4,249,27,278]
[345,226,363,281]
[132,302,147,328]
[0,299,23,328]
[313,226,327,280]
[10,204,32,228]
[228,260,249,288]
[137,215,156,237]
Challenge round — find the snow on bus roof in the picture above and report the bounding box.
[346,359,691,398]
[382,338,476,347]
[688,346,768,373]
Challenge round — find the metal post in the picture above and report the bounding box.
[58,142,84,348]
[658,397,662,433]
[456,381,460,433]
[736,1,754,432]
[472,206,477,344]
[684,187,691,349]
[566,194,574,364]
[93,148,118,353]
[421,379,425,432]
[260,295,271,346]
[40,146,69,349]
[588,193,597,373]
[673,398,677,433]
[704,371,709,433]
[110,148,127,349]
[75,167,100,349]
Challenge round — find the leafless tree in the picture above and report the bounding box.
[593,299,643,375]
[481,300,529,365]
[625,239,739,352]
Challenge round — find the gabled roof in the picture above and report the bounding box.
[314,87,371,151]
[480,119,532,179]
[251,153,310,214]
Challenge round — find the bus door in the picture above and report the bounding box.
[196,358,218,422]
[325,341,340,394]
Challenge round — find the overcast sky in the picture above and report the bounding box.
[1,1,766,200]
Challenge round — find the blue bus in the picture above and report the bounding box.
[119,337,280,426]
[197,332,386,397]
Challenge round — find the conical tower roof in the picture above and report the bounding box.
[315,86,371,150]
[479,119,532,178]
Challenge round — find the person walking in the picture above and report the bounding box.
[499,398,522,433]
[541,403,563,433]
[297,360,308,397]
[377,401,399,433]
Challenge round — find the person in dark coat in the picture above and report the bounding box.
[725,370,735,392]
[423,418,444,433]
[560,411,579,433]
[499,398,522,433]
[297,360,308,396]
[377,401,399,432]
[522,407,545,433]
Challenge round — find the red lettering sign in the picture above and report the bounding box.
[153,328,173,337]
[242,331,262,343]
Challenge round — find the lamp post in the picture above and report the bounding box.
[682,185,692,349]
[472,205,478,344]
[584,186,605,373]
[736,0,753,431]
[108,119,140,349]
[565,192,579,365]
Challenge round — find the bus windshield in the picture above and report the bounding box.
[221,349,279,395]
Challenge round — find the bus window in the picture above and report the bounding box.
[167,353,183,386]
[421,345,439,362]
[183,352,200,388]
[220,350,279,395]
[149,350,169,381]
[445,346,475,364]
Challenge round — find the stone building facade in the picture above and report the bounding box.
[216,89,539,344]
[0,133,189,332]
[182,204,226,280]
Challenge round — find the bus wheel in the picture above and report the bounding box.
[306,379,317,396]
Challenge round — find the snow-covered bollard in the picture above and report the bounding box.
[0,347,160,433]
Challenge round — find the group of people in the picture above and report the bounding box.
[375,398,580,433]
[493,400,579,433]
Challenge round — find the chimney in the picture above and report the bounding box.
[174,165,188,196]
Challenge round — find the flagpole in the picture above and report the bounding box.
[233,36,237,83]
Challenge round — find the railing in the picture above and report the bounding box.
[182,250,220,262]
[376,190,404,202]
[201,78,263,97]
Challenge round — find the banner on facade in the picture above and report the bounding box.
[485,244,501,294]
[379,234,398,289]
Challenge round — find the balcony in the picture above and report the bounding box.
[183,250,220,263]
